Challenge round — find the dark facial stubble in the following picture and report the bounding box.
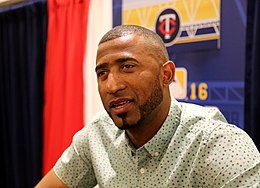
[109,76,164,130]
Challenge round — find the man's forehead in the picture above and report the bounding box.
[96,35,144,58]
[98,34,142,46]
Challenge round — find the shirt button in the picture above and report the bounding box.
[154,152,159,157]
[140,168,145,174]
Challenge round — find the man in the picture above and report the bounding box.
[36,25,260,187]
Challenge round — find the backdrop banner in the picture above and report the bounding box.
[113,0,247,129]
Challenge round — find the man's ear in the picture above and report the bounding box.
[162,61,175,86]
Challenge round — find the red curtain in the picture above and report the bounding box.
[43,0,89,175]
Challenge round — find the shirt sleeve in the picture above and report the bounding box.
[53,127,97,188]
[198,123,260,187]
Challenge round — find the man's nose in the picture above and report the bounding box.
[106,73,126,94]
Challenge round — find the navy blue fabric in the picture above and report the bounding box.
[0,0,47,187]
[245,0,260,150]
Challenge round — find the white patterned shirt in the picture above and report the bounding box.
[54,100,260,187]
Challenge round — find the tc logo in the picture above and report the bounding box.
[156,8,180,47]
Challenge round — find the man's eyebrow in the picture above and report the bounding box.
[115,57,137,63]
[95,57,138,72]
[95,63,108,72]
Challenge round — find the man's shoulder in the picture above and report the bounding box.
[179,102,227,121]
[177,101,233,135]
[176,101,255,151]
[84,111,120,139]
[90,111,113,125]
[73,111,119,148]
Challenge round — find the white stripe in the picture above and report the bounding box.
[84,0,112,125]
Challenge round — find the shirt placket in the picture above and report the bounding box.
[134,148,152,187]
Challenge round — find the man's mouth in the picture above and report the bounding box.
[110,100,131,108]
[109,98,133,114]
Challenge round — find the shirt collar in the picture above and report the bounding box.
[124,99,181,158]
[143,99,181,157]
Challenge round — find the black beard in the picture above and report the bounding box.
[109,77,163,130]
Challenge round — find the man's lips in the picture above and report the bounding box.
[109,98,134,114]
[109,98,133,108]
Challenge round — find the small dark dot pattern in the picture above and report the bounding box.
[54,100,260,187]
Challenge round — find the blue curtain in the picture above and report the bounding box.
[245,0,260,150]
[0,0,47,187]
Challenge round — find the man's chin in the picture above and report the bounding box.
[107,110,141,130]
[116,123,140,130]
[112,116,140,130]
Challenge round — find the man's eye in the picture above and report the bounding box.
[122,64,134,70]
[97,71,107,77]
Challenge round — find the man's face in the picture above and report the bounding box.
[96,35,165,130]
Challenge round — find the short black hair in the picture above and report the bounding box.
[98,25,169,61]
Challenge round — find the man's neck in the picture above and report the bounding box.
[126,100,171,148]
